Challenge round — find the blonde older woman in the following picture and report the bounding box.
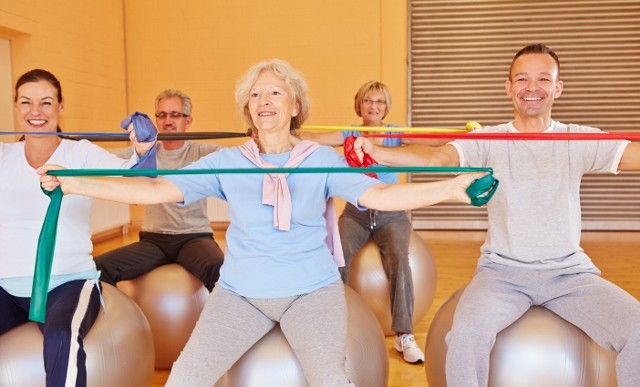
[300,80,437,364]
[40,59,485,387]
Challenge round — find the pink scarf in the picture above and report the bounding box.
[238,139,345,267]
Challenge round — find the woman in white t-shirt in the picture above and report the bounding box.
[0,69,154,387]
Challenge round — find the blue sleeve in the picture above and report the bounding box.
[315,147,379,208]
[342,130,360,140]
[165,150,229,205]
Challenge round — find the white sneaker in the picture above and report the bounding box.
[394,334,425,364]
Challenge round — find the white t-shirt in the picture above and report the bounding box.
[453,120,629,270]
[0,139,137,295]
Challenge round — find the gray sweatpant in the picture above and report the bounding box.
[165,280,353,387]
[338,204,415,334]
[445,259,640,387]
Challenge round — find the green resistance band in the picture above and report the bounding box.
[31,166,497,322]
[48,166,491,176]
[466,173,499,207]
[30,186,63,322]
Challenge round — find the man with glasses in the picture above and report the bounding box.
[94,89,224,291]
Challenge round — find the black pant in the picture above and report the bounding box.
[94,232,224,291]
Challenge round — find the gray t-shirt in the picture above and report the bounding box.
[452,120,629,270]
[114,141,221,234]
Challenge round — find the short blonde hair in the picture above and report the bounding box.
[354,81,391,120]
[235,59,310,133]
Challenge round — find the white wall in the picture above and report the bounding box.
[207,198,229,222]
[90,199,130,234]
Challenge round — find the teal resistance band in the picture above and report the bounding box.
[31,166,498,322]
[48,166,492,176]
[30,186,63,322]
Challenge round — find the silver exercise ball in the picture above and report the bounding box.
[425,288,617,387]
[348,230,437,335]
[0,283,154,387]
[118,263,209,369]
[215,286,388,387]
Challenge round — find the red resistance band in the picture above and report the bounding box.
[343,135,378,178]
[365,132,640,141]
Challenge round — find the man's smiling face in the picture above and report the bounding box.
[506,53,563,119]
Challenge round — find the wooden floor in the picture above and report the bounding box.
[93,229,640,387]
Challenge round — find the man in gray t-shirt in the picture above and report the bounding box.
[354,44,640,387]
[95,89,224,291]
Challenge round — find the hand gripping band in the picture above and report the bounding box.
[120,112,157,143]
[466,173,499,207]
[343,135,378,178]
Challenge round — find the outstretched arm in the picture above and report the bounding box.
[297,130,345,146]
[38,165,183,205]
[401,137,452,147]
[358,172,486,211]
[354,136,460,167]
[619,142,640,170]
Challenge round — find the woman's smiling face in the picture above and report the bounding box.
[248,70,299,133]
[15,80,63,133]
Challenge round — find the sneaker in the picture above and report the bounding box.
[394,334,425,364]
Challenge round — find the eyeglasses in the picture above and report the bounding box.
[155,111,189,119]
[362,99,387,106]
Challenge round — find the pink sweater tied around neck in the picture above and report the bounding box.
[238,139,345,267]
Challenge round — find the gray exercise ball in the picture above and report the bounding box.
[0,283,154,387]
[118,263,209,369]
[425,288,617,387]
[348,230,437,336]
[216,286,388,387]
